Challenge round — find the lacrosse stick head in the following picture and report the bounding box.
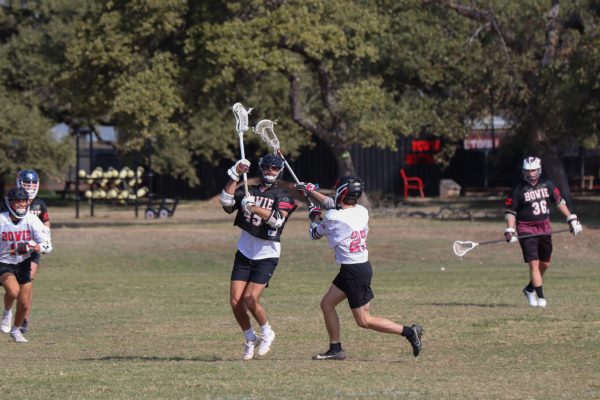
[453,240,478,257]
[253,119,281,151]
[232,103,252,134]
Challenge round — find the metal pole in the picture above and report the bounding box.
[89,130,95,217]
[75,128,80,218]
[134,152,139,218]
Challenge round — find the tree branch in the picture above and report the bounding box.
[542,0,560,67]
[425,0,511,60]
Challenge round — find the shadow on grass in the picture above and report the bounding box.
[82,355,224,362]
[53,218,233,229]
[424,302,514,308]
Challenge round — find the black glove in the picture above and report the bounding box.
[17,242,31,255]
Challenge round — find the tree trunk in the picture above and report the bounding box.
[527,124,573,209]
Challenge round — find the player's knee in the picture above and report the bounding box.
[4,287,19,300]
[242,293,258,309]
[354,316,371,329]
[230,296,243,310]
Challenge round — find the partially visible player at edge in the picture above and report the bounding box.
[504,157,582,308]
[297,177,423,360]
[219,154,296,360]
[0,187,52,342]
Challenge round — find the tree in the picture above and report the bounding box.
[0,1,74,193]
[195,0,408,194]
[425,0,600,204]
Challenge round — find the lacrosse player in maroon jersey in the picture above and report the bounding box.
[16,169,50,333]
[298,177,423,360]
[0,188,52,343]
[504,157,582,308]
[218,154,296,360]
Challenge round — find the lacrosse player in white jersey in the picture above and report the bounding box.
[0,187,52,342]
[219,154,297,360]
[298,176,423,360]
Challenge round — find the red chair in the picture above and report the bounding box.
[400,169,425,199]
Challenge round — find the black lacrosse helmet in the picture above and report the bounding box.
[258,153,285,186]
[333,176,363,209]
[5,187,30,219]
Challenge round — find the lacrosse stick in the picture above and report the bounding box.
[453,228,572,257]
[253,119,317,209]
[231,102,253,197]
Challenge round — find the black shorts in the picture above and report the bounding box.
[0,258,33,284]
[519,235,552,263]
[231,251,278,285]
[332,261,375,309]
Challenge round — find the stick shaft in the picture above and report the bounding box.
[276,149,316,208]
[478,228,572,246]
[238,133,249,197]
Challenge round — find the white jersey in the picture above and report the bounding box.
[0,211,51,264]
[316,205,369,264]
[237,230,281,260]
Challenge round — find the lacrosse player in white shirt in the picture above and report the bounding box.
[298,176,423,360]
[0,188,52,342]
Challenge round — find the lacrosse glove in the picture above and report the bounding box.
[296,182,319,195]
[308,204,322,222]
[504,228,517,244]
[567,214,582,236]
[241,196,256,216]
[227,159,250,182]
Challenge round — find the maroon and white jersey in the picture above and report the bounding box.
[0,211,51,264]
[505,179,564,235]
[29,198,50,224]
[316,205,369,264]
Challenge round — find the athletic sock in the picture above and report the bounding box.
[260,322,272,336]
[329,342,342,352]
[3,309,11,316]
[525,282,534,292]
[244,328,257,342]
[534,286,545,299]
[401,326,414,338]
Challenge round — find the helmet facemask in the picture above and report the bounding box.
[258,154,284,187]
[17,170,40,199]
[522,157,542,185]
[5,188,30,219]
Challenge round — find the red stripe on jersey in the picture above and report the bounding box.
[504,197,513,207]
[41,212,50,222]
[278,201,296,211]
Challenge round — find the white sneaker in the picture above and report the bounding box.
[522,288,537,307]
[10,330,28,343]
[537,298,547,308]
[243,337,260,361]
[0,312,12,333]
[258,330,275,356]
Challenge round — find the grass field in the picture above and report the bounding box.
[1,197,599,399]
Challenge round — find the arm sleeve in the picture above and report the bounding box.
[320,196,336,210]
[504,186,520,216]
[275,193,297,215]
[547,181,565,206]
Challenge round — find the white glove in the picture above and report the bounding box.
[227,159,250,182]
[567,214,582,236]
[240,196,256,216]
[504,228,517,244]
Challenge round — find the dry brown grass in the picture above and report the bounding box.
[0,198,598,399]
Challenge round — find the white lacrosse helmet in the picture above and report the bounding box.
[522,157,542,185]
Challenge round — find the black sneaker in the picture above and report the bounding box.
[406,324,423,357]
[312,349,347,361]
[20,319,29,334]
